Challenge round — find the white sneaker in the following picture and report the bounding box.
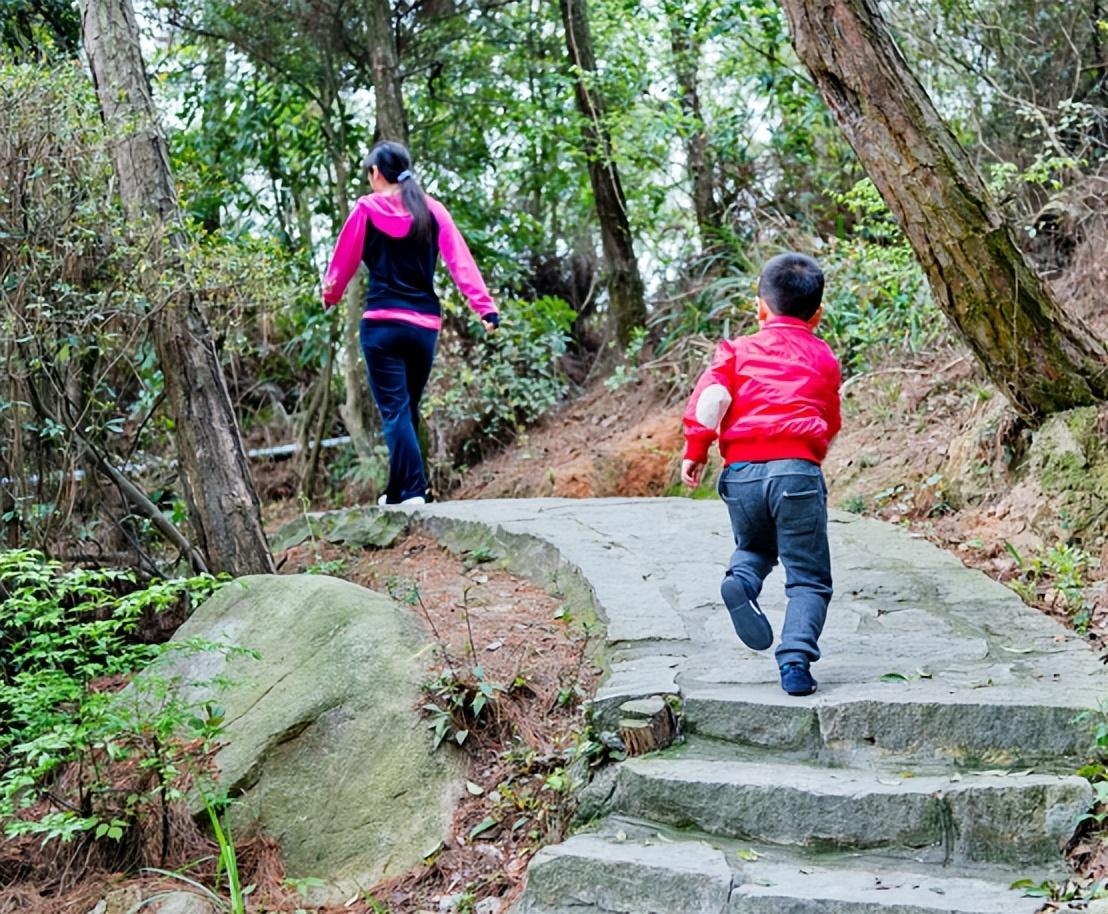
[400,496,426,506]
[377,494,388,506]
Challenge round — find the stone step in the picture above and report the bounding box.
[514,830,1044,914]
[680,681,1092,768]
[603,749,1091,866]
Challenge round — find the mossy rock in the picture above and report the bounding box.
[156,574,462,899]
[270,508,409,552]
[1024,408,1108,542]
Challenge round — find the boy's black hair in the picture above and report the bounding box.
[757,253,824,320]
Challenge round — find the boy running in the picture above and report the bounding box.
[682,253,842,696]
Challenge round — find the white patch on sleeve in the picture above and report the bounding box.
[694,383,733,430]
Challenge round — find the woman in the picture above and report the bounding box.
[322,141,499,505]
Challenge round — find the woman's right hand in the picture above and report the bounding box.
[321,279,336,309]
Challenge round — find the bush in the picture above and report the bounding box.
[0,59,317,553]
[820,180,948,374]
[424,295,576,484]
[0,549,234,855]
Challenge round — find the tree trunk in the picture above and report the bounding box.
[668,7,718,249]
[366,0,408,143]
[560,0,646,345]
[198,36,226,233]
[80,0,274,575]
[780,0,1108,419]
[337,2,408,463]
[327,146,380,463]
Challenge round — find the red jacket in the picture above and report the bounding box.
[683,315,842,466]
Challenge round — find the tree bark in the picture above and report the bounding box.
[668,7,719,249]
[560,0,646,345]
[198,36,226,233]
[80,0,275,574]
[780,0,1108,419]
[366,0,408,143]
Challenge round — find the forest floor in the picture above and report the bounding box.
[2,535,599,914]
[275,534,603,914]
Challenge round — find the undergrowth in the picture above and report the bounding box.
[0,549,246,893]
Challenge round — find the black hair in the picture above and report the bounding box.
[757,253,825,320]
[364,140,434,244]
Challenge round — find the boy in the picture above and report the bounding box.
[682,253,841,696]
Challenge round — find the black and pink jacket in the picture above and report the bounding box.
[322,192,498,331]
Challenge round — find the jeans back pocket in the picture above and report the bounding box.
[777,486,824,535]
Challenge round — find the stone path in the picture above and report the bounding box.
[400,497,1105,913]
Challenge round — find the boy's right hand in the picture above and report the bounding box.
[681,459,705,490]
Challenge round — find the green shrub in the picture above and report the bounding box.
[649,180,947,382]
[820,180,947,374]
[0,549,236,847]
[425,295,576,476]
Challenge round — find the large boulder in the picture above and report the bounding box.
[161,574,462,898]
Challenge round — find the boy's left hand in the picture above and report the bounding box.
[681,459,705,489]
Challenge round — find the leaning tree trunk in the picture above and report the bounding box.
[560,0,646,345]
[327,142,379,464]
[81,0,274,575]
[780,0,1108,419]
[668,6,719,249]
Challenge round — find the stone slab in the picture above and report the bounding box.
[517,833,732,914]
[681,681,1092,766]
[607,754,1091,865]
[729,858,1043,913]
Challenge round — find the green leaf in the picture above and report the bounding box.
[880,672,909,682]
[468,816,498,840]
[736,848,760,861]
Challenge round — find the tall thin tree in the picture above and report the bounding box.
[337,0,409,465]
[560,0,646,344]
[780,0,1108,419]
[667,0,719,249]
[80,0,275,574]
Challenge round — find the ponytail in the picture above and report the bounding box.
[364,141,435,244]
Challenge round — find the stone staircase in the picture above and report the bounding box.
[514,680,1092,913]
[383,498,1102,913]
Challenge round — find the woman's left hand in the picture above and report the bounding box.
[481,318,498,333]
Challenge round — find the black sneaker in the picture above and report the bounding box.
[779,661,817,696]
[721,575,773,651]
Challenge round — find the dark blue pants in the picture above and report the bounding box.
[718,459,833,667]
[360,320,437,502]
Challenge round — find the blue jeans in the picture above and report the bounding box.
[718,459,832,667]
[360,320,437,502]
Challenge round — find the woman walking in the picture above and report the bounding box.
[322,141,499,505]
